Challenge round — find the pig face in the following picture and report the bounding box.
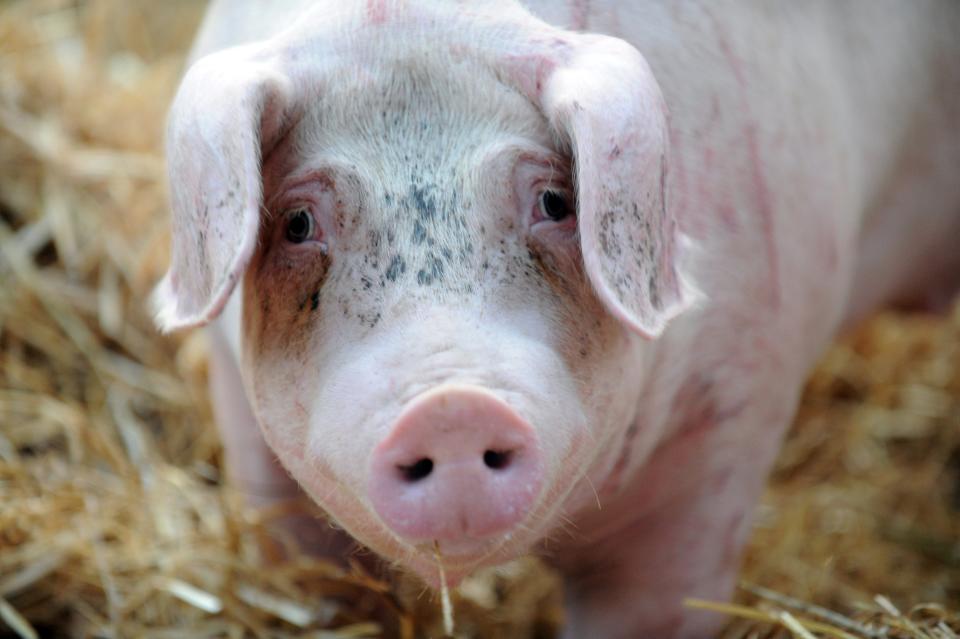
[153,1,694,585]
[241,55,644,581]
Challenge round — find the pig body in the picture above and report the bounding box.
[157,2,960,637]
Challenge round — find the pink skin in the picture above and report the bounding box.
[156,1,960,637]
[368,385,543,547]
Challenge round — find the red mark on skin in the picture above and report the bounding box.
[697,99,741,231]
[708,94,722,127]
[671,374,746,442]
[502,53,560,101]
[702,145,715,170]
[714,32,745,88]
[366,0,387,25]
[569,0,589,30]
[601,421,640,497]
[706,10,781,308]
[744,122,780,307]
[294,400,308,421]
[718,202,739,231]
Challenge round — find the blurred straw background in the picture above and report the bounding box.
[0,1,957,637]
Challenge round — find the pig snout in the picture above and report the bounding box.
[367,386,543,546]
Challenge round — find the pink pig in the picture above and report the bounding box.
[153,1,960,637]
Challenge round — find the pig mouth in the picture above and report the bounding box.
[402,538,523,589]
[342,459,593,589]
[415,535,512,567]
[354,503,551,587]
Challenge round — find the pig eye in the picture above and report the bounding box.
[538,190,572,222]
[284,209,315,243]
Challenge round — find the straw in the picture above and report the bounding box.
[0,1,957,637]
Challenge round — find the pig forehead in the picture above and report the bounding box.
[290,52,556,176]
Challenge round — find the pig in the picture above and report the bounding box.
[152,1,960,637]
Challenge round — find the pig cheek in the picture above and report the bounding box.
[241,246,333,469]
[524,238,643,507]
[525,237,628,403]
[247,245,332,355]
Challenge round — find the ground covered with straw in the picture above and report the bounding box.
[1,1,958,637]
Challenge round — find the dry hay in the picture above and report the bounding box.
[0,1,957,637]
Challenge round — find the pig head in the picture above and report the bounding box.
[153,0,694,585]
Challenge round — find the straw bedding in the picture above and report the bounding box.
[1,1,957,637]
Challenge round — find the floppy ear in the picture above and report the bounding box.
[151,45,296,332]
[534,35,693,338]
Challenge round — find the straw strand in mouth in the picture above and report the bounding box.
[433,540,455,636]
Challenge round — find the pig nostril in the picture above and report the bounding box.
[397,458,433,482]
[483,449,513,470]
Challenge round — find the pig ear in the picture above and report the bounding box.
[151,47,294,332]
[540,36,693,338]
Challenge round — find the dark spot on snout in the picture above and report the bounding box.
[357,312,380,329]
[368,229,382,252]
[411,219,429,245]
[385,254,406,281]
[410,184,437,221]
[416,254,445,286]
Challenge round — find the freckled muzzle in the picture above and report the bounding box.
[367,385,543,549]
